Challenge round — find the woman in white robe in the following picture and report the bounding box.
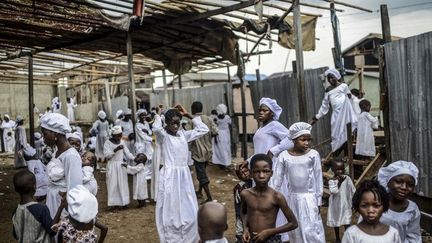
[312,68,357,153]
[153,105,209,243]
[14,116,27,168]
[66,97,77,121]
[91,110,110,162]
[104,125,135,207]
[1,114,16,153]
[212,104,232,167]
[40,113,83,218]
[51,97,61,114]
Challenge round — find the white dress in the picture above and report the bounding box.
[380,200,422,243]
[66,102,77,121]
[355,112,379,157]
[342,225,401,243]
[315,83,358,152]
[82,166,98,196]
[135,122,154,159]
[1,120,16,152]
[91,119,110,160]
[126,163,148,200]
[46,148,83,218]
[27,159,48,197]
[14,125,27,168]
[212,115,232,167]
[274,149,325,243]
[154,114,209,243]
[327,176,356,227]
[252,120,293,242]
[120,119,134,157]
[104,140,134,206]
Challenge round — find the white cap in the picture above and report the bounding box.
[324,68,341,80]
[136,109,147,117]
[34,132,42,140]
[40,113,71,135]
[216,104,227,115]
[116,110,124,119]
[289,122,312,140]
[259,97,283,120]
[16,115,24,123]
[111,125,122,135]
[66,132,82,144]
[98,110,107,119]
[124,108,132,115]
[378,160,419,190]
[67,185,98,223]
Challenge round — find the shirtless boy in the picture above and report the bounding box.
[240,154,298,243]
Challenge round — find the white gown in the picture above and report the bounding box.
[126,163,149,200]
[27,159,49,197]
[380,200,422,243]
[82,166,98,196]
[1,120,16,152]
[212,115,232,166]
[120,119,134,158]
[315,83,358,152]
[91,120,110,160]
[327,176,355,227]
[355,112,379,157]
[67,102,77,121]
[104,140,134,206]
[342,225,401,243]
[135,122,154,159]
[252,120,293,242]
[46,148,83,218]
[274,149,325,243]
[153,114,209,243]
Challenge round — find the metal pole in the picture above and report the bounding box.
[293,0,307,121]
[255,69,261,81]
[127,32,137,126]
[28,54,35,147]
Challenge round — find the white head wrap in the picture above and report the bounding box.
[34,132,42,140]
[67,185,98,223]
[378,160,419,190]
[23,144,36,157]
[52,97,59,104]
[289,122,312,140]
[4,114,10,119]
[111,125,123,135]
[136,109,147,117]
[40,113,71,135]
[216,104,228,115]
[66,132,82,144]
[124,108,132,115]
[116,110,124,119]
[16,115,24,123]
[259,97,283,120]
[98,110,106,119]
[324,68,341,80]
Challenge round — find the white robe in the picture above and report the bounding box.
[1,120,15,152]
[82,166,98,196]
[46,148,83,218]
[91,120,110,160]
[66,102,77,121]
[316,83,358,152]
[14,125,27,168]
[27,159,48,197]
[104,140,134,206]
[135,122,154,159]
[153,114,209,243]
[120,119,134,159]
[355,112,379,157]
[151,135,162,200]
[342,225,401,243]
[126,163,148,200]
[212,115,232,167]
[327,176,355,227]
[274,149,325,243]
[252,120,293,242]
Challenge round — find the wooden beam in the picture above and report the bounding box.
[293,0,307,121]
[28,54,35,146]
[322,0,373,13]
[347,122,354,179]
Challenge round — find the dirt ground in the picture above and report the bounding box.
[0,154,341,243]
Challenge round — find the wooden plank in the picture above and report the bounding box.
[355,153,385,187]
[322,0,373,12]
[347,123,354,179]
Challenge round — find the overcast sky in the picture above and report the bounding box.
[153,0,432,86]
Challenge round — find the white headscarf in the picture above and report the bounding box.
[67,185,98,223]
[288,122,312,140]
[378,160,419,190]
[216,104,228,116]
[98,110,107,119]
[116,110,123,119]
[23,144,36,157]
[4,114,10,119]
[16,115,24,123]
[259,97,283,121]
[324,68,341,80]
[111,125,123,135]
[66,132,82,144]
[40,113,71,135]
[124,108,132,115]
[34,132,42,140]
[136,109,147,117]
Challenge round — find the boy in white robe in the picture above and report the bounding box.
[124,153,148,207]
[355,99,379,157]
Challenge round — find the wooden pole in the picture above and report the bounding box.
[347,122,354,179]
[293,0,307,121]
[380,4,392,162]
[359,68,364,94]
[239,75,247,160]
[28,54,35,147]
[104,79,112,119]
[330,2,344,80]
[127,32,137,125]
[178,74,182,89]
[255,69,261,81]
[162,69,169,106]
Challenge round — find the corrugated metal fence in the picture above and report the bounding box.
[249,67,332,155]
[384,31,432,197]
[150,83,233,115]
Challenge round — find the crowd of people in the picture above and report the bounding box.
[3,68,423,243]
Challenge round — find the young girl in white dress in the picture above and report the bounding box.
[327,159,355,242]
[124,153,149,208]
[153,105,209,243]
[274,122,325,243]
[212,104,232,168]
[91,110,110,164]
[343,180,401,243]
[377,161,422,243]
[355,99,379,158]
[81,151,98,196]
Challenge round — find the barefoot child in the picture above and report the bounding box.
[241,154,298,243]
[327,159,356,242]
[233,162,253,243]
[274,122,325,242]
[123,153,149,207]
[377,161,421,243]
[82,151,98,196]
[355,99,379,158]
[342,180,401,243]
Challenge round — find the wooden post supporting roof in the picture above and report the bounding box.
[104,79,112,119]
[127,32,137,125]
[293,0,307,121]
[162,69,169,106]
[28,54,35,147]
